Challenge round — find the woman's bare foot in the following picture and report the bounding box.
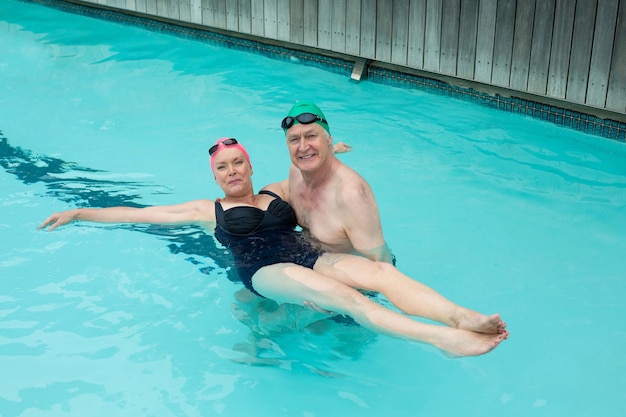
[452,310,507,334]
[436,328,508,357]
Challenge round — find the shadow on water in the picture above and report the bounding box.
[1,132,377,365]
[0,132,235,281]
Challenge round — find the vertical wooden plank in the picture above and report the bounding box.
[546,0,575,99]
[214,0,227,29]
[204,0,216,27]
[250,0,264,35]
[491,0,516,87]
[345,0,361,55]
[189,0,202,23]
[226,0,239,30]
[376,0,393,62]
[289,0,304,44]
[201,0,212,26]
[424,0,442,72]
[263,0,278,39]
[606,0,626,112]
[276,0,290,41]
[407,0,426,69]
[169,0,181,19]
[474,0,497,83]
[207,0,219,27]
[238,0,252,33]
[440,0,460,76]
[457,0,479,79]
[136,0,147,13]
[586,0,619,107]
[146,0,157,14]
[527,0,555,95]
[566,0,596,103]
[156,0,168,17]
[360,0,377,58]
[331,0,346,53]
[391,0,410,66]
[510,0,535,91]
[318,0,332,49]
[179,0,191,21]
[303,0,318,46]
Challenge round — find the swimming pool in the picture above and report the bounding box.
[2,0,626,416]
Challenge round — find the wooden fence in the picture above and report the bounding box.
[70,0,626,117]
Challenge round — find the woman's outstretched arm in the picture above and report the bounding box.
[38,200,216,231]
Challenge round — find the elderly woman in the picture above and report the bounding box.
[40,137,507,357]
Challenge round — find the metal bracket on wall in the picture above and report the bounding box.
[350,58,369,82]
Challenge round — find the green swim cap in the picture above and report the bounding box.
[282,101,330,135]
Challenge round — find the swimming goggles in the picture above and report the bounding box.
[208,138,238,155]
[281,113,328,129]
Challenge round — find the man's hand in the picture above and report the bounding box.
[333,141,352,153]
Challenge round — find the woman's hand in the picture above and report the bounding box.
[38,209,80,231]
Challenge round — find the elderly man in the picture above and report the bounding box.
[236,101,396,332]
[278,101,395,264]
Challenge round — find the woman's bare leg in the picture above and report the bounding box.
[252,264,506,357]
[314,254,506,334]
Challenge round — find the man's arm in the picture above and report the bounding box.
[337,180,393,263]
[261,180,290,202]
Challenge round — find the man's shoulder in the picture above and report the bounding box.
[261,180,289,199]
[335,161,371,189]
[333,163,374,204]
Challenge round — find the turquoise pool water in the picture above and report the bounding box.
[2,1,626,416]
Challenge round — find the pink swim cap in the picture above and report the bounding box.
[209,137,252,173]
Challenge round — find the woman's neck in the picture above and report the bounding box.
[220,191,257,205]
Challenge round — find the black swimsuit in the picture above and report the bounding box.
[214,190,323,296]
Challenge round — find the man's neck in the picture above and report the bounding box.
[301,156,338,189]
